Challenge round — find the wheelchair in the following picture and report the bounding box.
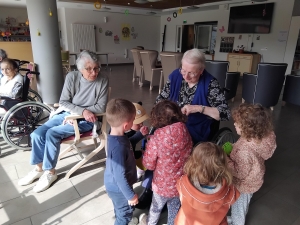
[0,70,51,151]
[208,119,237,147]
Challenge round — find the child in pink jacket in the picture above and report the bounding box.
[227,103,277,225]
[139,100,193,225]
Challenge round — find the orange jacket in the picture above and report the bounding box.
[175,175,240,225]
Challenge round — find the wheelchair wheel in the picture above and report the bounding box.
[212,127,236,146]
[28,89,43,103]
[1,101,51,150]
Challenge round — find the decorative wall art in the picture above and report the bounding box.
[167,17,171,22]
[114,35,120,44]
[219,37,235,53]
[105,30,113,36]
[131,33,138,39]
[219,26,225,33]
[121,23,131,40]
[99,27,103,33]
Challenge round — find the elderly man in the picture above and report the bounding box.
[18,50,109,192]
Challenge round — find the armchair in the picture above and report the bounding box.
[205,60,240,101]
[282,75,300,106]
[242,63,287,108]
[140,50,162,90]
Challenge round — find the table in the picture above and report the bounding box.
[69,52,113,71]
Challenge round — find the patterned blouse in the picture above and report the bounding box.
[156,78,230,121]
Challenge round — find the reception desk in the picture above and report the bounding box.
[0,42,33,62]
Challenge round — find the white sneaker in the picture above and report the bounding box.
[18,169,44,186]
[128,217,139,225]
[138,213,148,225]
[33,171,58,193]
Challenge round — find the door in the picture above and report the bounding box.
[228,55,239,72]
[238,58,251,76]
[175,25,183,52]
[194,25,212,52]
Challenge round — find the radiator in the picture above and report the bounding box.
[71,23,96,52]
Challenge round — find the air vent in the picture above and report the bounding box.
[187,5,199,10]
[147,11,157,15]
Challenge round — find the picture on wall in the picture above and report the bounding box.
[219,36,235,53]
[121,23,131,40]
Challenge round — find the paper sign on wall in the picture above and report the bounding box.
[278,30,288,42]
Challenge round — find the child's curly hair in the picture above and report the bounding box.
[184,142,232,186]
[232,103,273,141]
[151,100,187,128]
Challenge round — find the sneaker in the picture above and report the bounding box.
[18,169,44,186]
[128,217,139,225]
[33,171,58,193]
[138,213,148,225]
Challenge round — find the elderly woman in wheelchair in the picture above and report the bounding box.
[18,50,109,193]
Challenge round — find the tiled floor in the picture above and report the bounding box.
[1,64,300,225]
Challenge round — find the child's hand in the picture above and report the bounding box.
[128,194,139,206]
[140,126,149,136]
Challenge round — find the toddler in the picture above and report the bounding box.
[175,142,240,225]
[228,103,276,225]
[139,100,193,225]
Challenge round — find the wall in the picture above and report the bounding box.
[284,16,300,74]
[0,7,27,24]
[160,0,295,69]
[62,8,161,64]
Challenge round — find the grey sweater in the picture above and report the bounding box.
[53,71,109,117]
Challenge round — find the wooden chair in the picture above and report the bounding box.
[58,87,111,179]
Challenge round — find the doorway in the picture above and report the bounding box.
[292,30,300,75]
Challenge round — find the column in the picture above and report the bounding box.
[27,0,64,104]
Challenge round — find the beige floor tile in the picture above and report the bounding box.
[10,217,32,225]
[70,167,105,197]
[0,150,31,167]
[0,180,80,224]
[0,179,35,203]
[30,188,113,225]
[0,164,18,184]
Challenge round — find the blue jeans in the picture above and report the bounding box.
[30,111,93,170]
[106,190,134,225]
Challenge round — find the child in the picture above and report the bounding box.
[228,103,276,225]
[104,98,139,225]
[175,142,240,225]
[139,100,193,225]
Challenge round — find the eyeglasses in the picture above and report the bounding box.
[1,68,12,72]
[179,68,198,78]
[84,67,100,73]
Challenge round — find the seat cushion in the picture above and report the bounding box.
[62,130,93,142]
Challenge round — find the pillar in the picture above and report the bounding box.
[27,0,64,104]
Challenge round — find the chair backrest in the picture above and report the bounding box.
[254,63,287,107]
[61,51,70,62]
[160,52,183,84]
[130,48,143,77]
[205,60,229,88]
[140,50,158,80]
[19,68,31,101]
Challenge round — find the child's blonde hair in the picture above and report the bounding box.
[106,99,136,127]
[184,142,232,186]
[151,100,186,128]
[232,103,273,141]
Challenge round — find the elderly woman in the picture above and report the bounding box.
[136,49,230,209]
[18,50,109,192]
[156,48,230,144]
[0,49,8,79]
[0,58,23,99]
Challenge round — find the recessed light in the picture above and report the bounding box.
[128,2,130,5]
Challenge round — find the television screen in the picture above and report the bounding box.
[228,3,274,34]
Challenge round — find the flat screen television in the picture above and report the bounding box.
[228,3,275,34]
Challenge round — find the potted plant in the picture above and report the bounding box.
[237,45,245,53]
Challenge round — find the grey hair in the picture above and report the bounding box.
[182,48,206,69]
[0,49,7,60]
[76,50,99,70]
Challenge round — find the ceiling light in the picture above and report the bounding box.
[134,0,148,3]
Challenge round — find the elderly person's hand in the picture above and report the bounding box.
[83,109,98,122]
[181,104,203,115]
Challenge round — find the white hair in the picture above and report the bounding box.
[76,50,99,70]
[182,48,206,69]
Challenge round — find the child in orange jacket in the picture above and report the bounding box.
[175,142,240,225]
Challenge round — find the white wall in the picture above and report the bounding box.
[62,8,161,64]
[0,7,27,24]
[160,0,295,68]
[284,16,300,74]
